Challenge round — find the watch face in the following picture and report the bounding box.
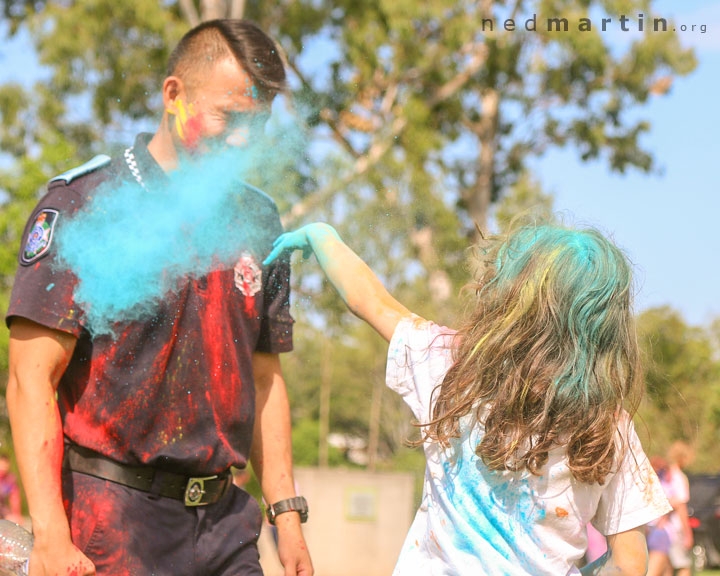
[268,497,309,524]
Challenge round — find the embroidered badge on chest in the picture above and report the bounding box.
[234,253,262,297]
[22,209,59,265]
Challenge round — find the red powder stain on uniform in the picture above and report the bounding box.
[197,272,244,456]
[64,329,134,457]
[555,507,569,517]
[429,530,441,550]
[65,480,137,575]
[243,294,255,316]
[148,312,181,378]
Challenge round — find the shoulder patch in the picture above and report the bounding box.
[50,154,111,185]
[234,252,263,297]
[21,208,59,265]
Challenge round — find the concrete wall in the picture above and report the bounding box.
[259,467,416,576]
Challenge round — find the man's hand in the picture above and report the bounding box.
[275,513,313,576]
[7,319,81,576]
[29,535,95,576]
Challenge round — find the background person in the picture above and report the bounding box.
[0,455,22,526]
[664,441,695,576]
[646,456,672,576]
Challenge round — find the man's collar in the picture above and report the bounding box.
[128,132,169,186]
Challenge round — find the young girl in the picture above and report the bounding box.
[264,222,671,575]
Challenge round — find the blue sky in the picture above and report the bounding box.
[1,1,718,325]
[531,0,720,325]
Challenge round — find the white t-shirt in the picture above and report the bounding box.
[386,316,672,576]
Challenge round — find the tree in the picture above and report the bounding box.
[636,307,720,472]
[0,0,700,469]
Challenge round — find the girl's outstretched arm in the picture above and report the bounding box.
[580,527,648,576]
[264,223,412,342]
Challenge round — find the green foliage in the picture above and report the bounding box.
[636,307,720,472]
[291,418,346,467]
[0,0,706,482]
[494,173,555,232]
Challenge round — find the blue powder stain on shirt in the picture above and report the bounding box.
[53,111,308,337]
[46,283,55,291]
[436,422,548,572]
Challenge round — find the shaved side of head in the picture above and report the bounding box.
[167,20,286,102]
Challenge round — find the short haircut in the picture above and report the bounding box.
[167,19,286,102]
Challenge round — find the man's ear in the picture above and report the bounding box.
[163,76,187,114]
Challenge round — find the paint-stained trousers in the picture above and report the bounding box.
[61,469,264,576]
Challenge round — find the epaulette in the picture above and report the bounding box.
[49,154,112,185]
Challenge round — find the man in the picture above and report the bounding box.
[6,19,312,576]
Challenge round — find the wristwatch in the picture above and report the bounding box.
[267,496,309,525]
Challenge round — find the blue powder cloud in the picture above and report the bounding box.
[54,109,306,336]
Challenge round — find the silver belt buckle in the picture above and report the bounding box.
[184,475,218,506]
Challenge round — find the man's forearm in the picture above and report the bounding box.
[6,373,70,541]
[250,354,311,576]
[250,360,297,507]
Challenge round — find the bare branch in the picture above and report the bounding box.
[283,41,489,226]
[510,0,523,22]
[430,43,488,105]
[281,115,407,226]
[179,0,200,27]
[286,56,360,159]
[379,82,399,116]
[463,89,499,235]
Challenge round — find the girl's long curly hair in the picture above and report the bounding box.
[424,223,642,484]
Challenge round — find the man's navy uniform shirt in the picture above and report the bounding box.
[6,133,294,475]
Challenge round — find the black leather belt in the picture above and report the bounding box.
[62,444,232,506]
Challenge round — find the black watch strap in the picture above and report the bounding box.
[267,496,309,525]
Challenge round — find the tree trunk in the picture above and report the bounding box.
[201,0,227,21]
[179,0,200,26]
[367,373,383,472]
[410,227,452,304]
[318,337,332,468]
[466,89,499,239]
[230,0,246,19]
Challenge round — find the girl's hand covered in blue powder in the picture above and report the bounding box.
[263,222,410,342]
[263,223,340,266]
